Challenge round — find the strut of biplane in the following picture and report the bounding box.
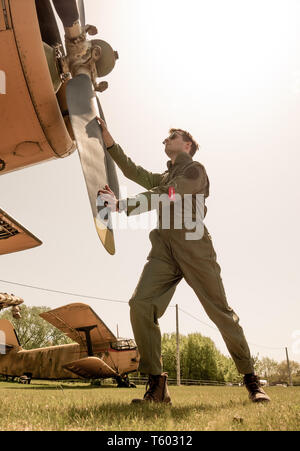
[0,0,119,255]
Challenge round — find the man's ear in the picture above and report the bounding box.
[185,141,192,153]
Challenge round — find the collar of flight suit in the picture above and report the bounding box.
[166,151,193,171]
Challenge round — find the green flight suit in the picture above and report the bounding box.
[107,143,254,375]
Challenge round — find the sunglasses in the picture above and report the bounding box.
[163,132,181,144]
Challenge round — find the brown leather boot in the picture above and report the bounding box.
[131,373,172,404]
[244,374,271,403]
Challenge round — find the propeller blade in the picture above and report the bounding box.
[77,0,85,27]
[95,94,120,199]
[66,74,116,255]
[52,0,79,27]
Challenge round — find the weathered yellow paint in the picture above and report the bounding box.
[0,0,75,175]
[0,303,140,380]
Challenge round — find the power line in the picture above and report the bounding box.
[0,278,286,351]
[177,306,285,351]
[0,279,128,304]
[177,307,217,331]
[245,342,284,351]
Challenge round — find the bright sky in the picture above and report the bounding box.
[1,0,300,365]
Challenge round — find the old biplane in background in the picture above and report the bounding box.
[0,0,119,254]
[0,302,139,386]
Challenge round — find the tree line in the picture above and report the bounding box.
[161,333,300,385]
[161,332,240,382]
[1,305,299,384]
[0,305,71,349]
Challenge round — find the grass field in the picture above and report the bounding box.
[0,380,299,431]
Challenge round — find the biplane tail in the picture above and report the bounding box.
[0,319,21,354]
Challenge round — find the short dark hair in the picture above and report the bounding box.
[169,128,199,156]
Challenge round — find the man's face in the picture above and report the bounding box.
[163,131,191,157]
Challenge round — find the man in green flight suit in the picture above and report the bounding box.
[97,117,270,404]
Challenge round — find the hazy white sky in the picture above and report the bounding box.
[1,0,300,364]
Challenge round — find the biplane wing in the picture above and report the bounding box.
[0,208,42,255]
[40,302,117,353]
[63,356,117,379]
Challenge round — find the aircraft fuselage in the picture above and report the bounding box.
[0,342,139,380]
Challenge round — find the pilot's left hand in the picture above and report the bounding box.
[98,184,119,212]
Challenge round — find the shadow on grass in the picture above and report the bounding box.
[0,384,121,391]
[64,398,247,422]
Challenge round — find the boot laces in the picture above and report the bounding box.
[144,375,158,400]
[245,375,263,393]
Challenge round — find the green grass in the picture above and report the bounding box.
[0,381,299,431]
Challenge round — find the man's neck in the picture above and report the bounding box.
[169,151,184,164]
[170,154,177,165]
[171,151,192,165]
[167,151,193,170]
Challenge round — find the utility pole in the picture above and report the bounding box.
[116,324,119,338]
[176,304,181,386]
[285,347,293,386]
